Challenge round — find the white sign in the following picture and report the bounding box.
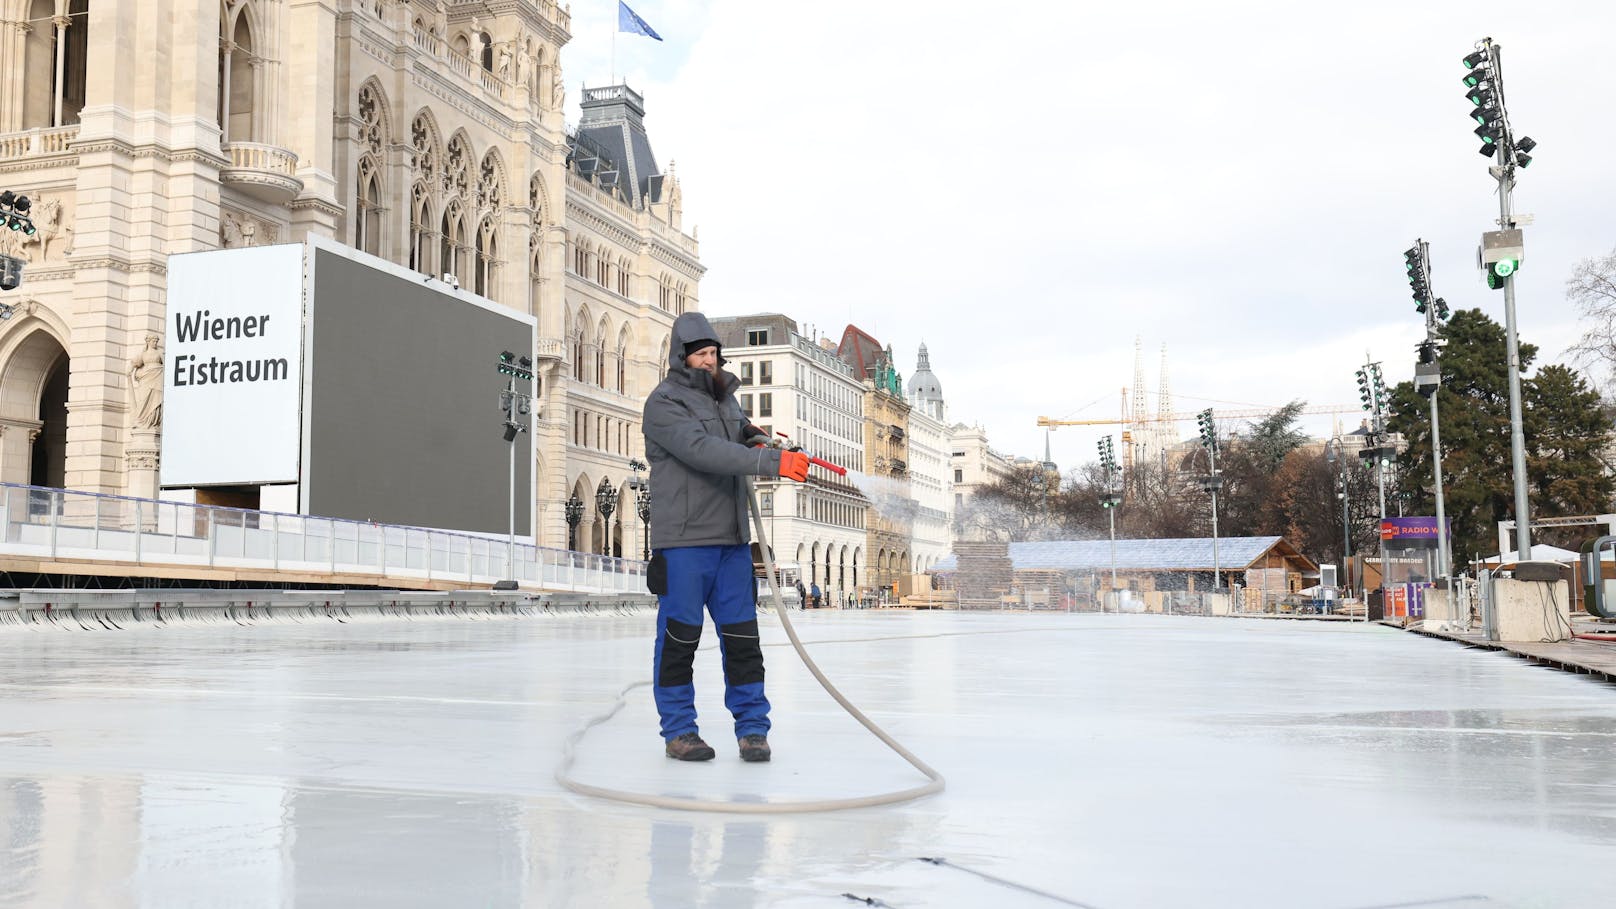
[161,244,305,487]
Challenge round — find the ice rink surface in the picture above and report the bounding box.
[3,610,1616,908]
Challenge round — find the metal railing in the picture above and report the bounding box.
[0,483,644,595]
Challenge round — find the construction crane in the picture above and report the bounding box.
[1039,394,1359,471]
[1037,402,1358,429]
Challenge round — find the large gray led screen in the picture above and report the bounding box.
[305,248,532,535]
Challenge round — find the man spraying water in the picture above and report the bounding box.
[642,313,810,762]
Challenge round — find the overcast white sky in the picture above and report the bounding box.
[564,1,1616,471]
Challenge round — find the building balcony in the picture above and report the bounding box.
[220,141,303,202]
[534,338,566,362]
[0,125,79,164]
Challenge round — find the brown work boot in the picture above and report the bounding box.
[738,734,771,763]
[665,732,715,762]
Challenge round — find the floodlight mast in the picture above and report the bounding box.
[1410,239,1452,583]
[1466,36,1534,557]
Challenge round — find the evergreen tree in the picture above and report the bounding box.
[1386,308,1610,562]
[1215,400,1308,537]
[1523,365,1614,548]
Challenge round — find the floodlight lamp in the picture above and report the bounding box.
[1514,152,1532,168]
[1462,50,1488,70]
[11,196,27,215]
[1516,136,1536,153]
[0,191,12,207]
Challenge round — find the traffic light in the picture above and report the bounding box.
[1196,408,1216,451]
[1434,297,1450,321]
[1369,363,1386,410]
[1356,369,1371,409]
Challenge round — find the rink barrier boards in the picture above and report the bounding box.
[0,588,656,631]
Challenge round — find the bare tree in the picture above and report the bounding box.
[1567,246,1616,392]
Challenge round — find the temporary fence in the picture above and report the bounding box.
[0,482,644,595]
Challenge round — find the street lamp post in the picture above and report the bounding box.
[1406,238,1453,581]
[496,351,534,588]
[1462,37,1536,558]
[1097,435,1122,611]
[628,457,650,561]
[595,477,619,559]
[1196,410,1222,592]
[1326,439,1351,596]
[636,484,651,561]
[564,495,584,553]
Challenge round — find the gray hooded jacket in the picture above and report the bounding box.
[642,312,782,550]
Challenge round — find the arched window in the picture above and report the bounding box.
[616,257,631,297]
[218,4,258,142]
[354,83,387,257]
[357,158,382,256]
[479,32,494,72]
[596,253,609,286]
[595,318,609,387]
[409,183,433,274]
[529,173,547,318]
[440,202,466,282]
[24,0,88,128]
[616,326,630,394]
[475,217,497,298]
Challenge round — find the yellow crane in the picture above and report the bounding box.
[1037,402,1358,429]
[1038,393,1359,469]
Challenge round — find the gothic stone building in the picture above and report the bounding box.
[0,0,701,554]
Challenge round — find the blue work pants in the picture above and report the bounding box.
[652,544,770,741]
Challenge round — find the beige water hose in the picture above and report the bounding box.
[555,478,945,813]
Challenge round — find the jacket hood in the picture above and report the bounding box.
[669,312,723,368]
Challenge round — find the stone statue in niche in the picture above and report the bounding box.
[551,60,565,108]
[129,335,164,430]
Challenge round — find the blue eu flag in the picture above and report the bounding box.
[618,1,663,41]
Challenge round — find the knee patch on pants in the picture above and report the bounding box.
[720,620,765,686]
[659,619,702,687]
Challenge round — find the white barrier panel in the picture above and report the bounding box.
[0,483,643,596]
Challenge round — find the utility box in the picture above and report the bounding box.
[1488,578,1571,643]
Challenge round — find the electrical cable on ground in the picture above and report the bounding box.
[915,857,1101,908]
[555,479,945,813]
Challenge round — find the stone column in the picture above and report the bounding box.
[285,0,342,241]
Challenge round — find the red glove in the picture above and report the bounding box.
[778,450,810,482]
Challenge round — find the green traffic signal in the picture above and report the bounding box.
[1462,50,1488,70]
[1492,258,1517,278]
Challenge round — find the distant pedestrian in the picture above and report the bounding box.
[810,581,821,609]
[795,579,807,610]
